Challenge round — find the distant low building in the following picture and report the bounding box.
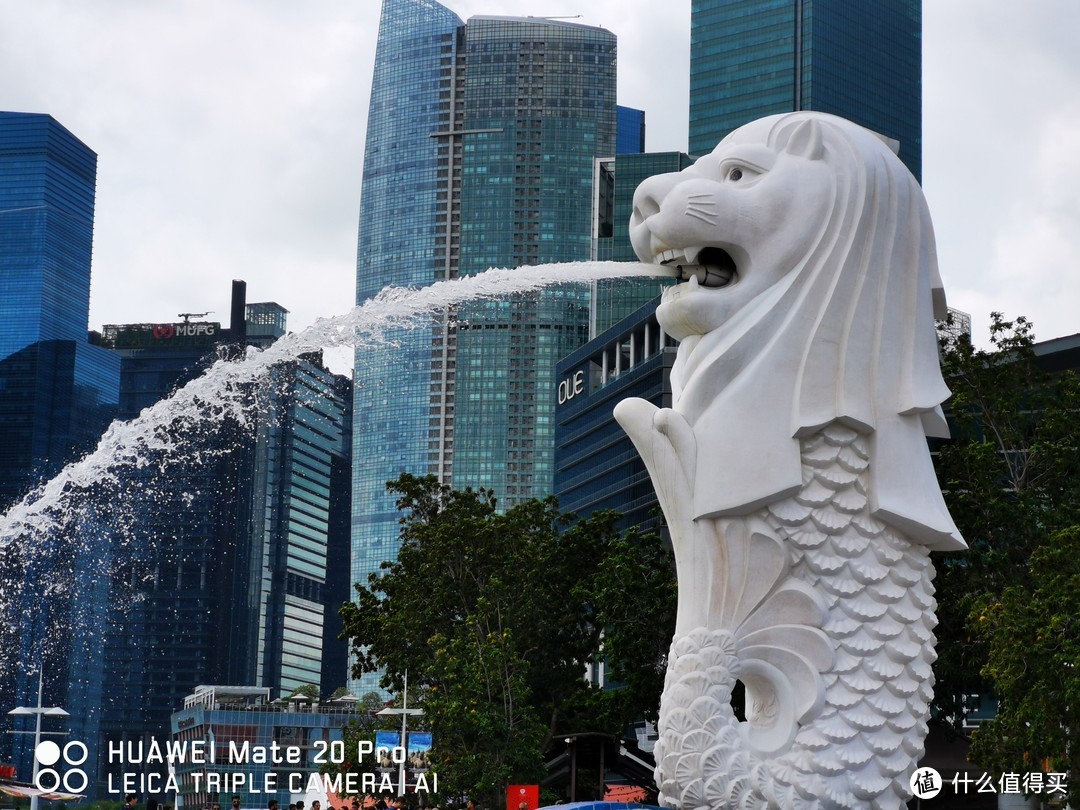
[169,685,362,810]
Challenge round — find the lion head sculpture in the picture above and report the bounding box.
[628,112,964,550]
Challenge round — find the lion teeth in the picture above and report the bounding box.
[655,248,683,265]
[677,265,735,288]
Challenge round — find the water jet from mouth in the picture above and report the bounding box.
[0,259,678,667]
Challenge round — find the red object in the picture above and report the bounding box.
[0,766,15,779]
[604,785,647,803]
[506,785,539,810]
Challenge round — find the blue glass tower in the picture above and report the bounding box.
[0,111,119,792]
[352,0,462,660]
[616,106,646,155]
[0,112,97,358]
[352,0,617,693]
[0,112,118,503]
[689,0,922,180]
[555,300,674,532]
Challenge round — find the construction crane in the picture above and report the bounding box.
[178,311,213,322]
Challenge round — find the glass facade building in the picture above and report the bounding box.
[0,112,117,505]
[689,0,923,180]
[0,111,120,795]
[616,106,646,155]
[352,0,617,693]
[351,0,462,663]
[0,112,98,358]
[554,300,675,532]
[237,356,352,697]
[92,305,253,796]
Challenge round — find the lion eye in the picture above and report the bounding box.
[722,163,765,184]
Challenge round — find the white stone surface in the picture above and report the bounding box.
[615,112,967,810]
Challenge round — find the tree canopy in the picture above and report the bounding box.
[968,526,1080,806]
[931,312,1080,795]
[339,474,677,807]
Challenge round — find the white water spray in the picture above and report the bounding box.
[0,260,668,548]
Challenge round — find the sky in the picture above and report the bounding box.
[2,0,1080,370]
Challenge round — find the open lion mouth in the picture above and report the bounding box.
[654,246,738,288]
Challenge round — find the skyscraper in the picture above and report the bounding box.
[0,112,119,505]
[0,111,119,792]
[0,112,98,356]
[689,0,922,179]
[238,353,352,696]
[352,0,617,692]
[84,299,352,797]
[555,299,675,534]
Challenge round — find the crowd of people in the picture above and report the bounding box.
[122,789,495,810]
[278,794,469,810]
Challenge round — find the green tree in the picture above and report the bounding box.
[356,690,393,733]
[968,527,1080,807]
[931,313,1080,766]
[339,474,676,807]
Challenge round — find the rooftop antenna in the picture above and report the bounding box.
[178,311,213,322]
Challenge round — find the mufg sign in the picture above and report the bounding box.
[154,322,219,340]
[557,369,585,405]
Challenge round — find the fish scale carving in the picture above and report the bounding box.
[652,426,938,810]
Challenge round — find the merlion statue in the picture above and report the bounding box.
[614,112,966,810]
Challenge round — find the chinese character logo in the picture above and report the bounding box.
[34,740,88,794]
[910,766,942,799]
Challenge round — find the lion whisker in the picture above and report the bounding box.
[685,205,718,225]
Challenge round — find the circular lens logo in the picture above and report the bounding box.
[35,740,88,794]
[910,766,942,799]
[35,741,61,766]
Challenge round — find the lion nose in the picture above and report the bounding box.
[630,172,683,226]
[630,171,686,264]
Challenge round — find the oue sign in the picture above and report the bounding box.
[557,370,585,405]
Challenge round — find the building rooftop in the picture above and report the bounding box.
[181,685,364,716]
[469,15,612,34]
